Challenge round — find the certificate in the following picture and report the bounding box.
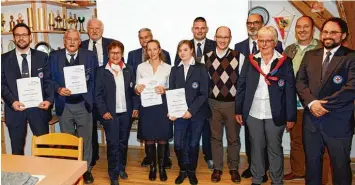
[166,88,188,118]
[63,65,87,94]
[16,77,43,108]
[139,78,162,107]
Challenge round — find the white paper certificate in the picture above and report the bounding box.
[16,77,43,108]
[166,88,188,118]
[139,78,162,107]
[63,65,87,94]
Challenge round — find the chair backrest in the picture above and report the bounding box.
[31,133,83,160]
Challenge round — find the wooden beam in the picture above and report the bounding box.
[288,1,334,30]
[336,0,355,50]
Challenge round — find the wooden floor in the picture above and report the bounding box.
[91,146,355,185]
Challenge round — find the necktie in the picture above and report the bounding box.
[69,54,75,64]
[196,43,202,59]
[252,41,257,54]
[21,54,29,78]
[322,51,332,79]
[92,41,99,62]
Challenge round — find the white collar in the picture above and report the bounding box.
[249,37,257,44]
[323,45,341,56]
[65,49,78,57]
[145,60,165,66]
[90,37,102,44]
[105,61,126,70]
[16,48,31,56]
[194,38,206,45]
[178,57,196,67]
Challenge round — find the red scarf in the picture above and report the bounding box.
[248,53,287,85]
[108,60,124,70]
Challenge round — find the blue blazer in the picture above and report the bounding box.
[1,49,54,125]
[169,61,211,121]
[81,37,115,66]
[235,54,297,126]
[49,48,98,116]
[95,64,139,119]
[174,38,216,66]
[296,46,355,138]
[127,48,171,75]
[234,38,283,58]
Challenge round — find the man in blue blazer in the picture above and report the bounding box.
[127,28,172,168]
[81,18,116,170]
[1,23,53,155]
[296,17,355,185]
[49,29,98,184]
[233,13,283,181]
[127,28,171,76]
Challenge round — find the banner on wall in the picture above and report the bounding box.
[273,8,295,44]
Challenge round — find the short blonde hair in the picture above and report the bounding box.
[257,26,278,43]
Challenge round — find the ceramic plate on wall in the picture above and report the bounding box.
[249,6,270,25]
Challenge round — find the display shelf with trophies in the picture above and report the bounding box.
[1,0,96,9]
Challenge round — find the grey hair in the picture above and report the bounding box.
[64,28,80,39]
[257,25,278,43]
[138,28,152,35]
[87,18,104,30]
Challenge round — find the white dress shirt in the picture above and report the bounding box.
[16,48,31,76]
[178,57,195,80]
[65,50,78,61]
[136,60,171,88]
[249,37,258,54]
[249,50,283,120]
[105,63,127,113]
[89,38,104,66]
[194,38,206,55]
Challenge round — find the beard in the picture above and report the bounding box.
[322,38,341,49]
[15,40,30,50]
[248,29,258,36]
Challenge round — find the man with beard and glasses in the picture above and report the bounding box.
[1,23,53,155]
[296,17,354,185]
[284,16,331,185]
[233,13,283,182]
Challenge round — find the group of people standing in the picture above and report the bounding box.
[2,12,355,185]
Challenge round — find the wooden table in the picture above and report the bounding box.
[1,154,87,185]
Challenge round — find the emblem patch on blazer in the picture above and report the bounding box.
[192,82,199,89]
[278,79,285,87]
[38,72,44,78]
[130,82,133,88]
[333,75,343,84]
[86,75,90,81]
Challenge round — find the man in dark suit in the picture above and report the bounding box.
[174,16,216,170]
[296,17,354,185]
[127,28,172,168]
[127,28,171,76]
[49,29,98,184]
[1,23,53,155]
[234,13,283,181]
[81,18,115,173]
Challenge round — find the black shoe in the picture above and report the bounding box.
[119,171,128,180]
[83,171,94,184]
[241,168,252,178]
[188,171,198,185]
[251,183,260,185]
[149,166,157,181]
[157,143,168,181]
[110,179,119,185]
[141,156,149,167]
[262,174,268,183]
[164,157,172,169]
[211,169,223,183]
[230,170,241,183]
[175,171,187,184]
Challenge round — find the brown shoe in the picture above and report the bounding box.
[211,169,223,183]
[230,170,241,183]
[284,172,304,181]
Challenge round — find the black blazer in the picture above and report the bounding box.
[95,64,139,119]
[174,38,216,66]
[169,61,211,121]
[235,53,297,126]
[81,37,115,66]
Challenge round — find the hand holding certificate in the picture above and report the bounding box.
[16,77,43,108]
[138,78,162,107]
[63,65,87,94]
[166,88,188,118]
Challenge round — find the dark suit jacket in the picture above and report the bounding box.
[169,62,211,121]
[234,38,283,58]
[127,48,171,75]
[95,64,139,119]
[174,38,216,66]
[235,54,297,126]
[1,49,54,125]
[49,48,98,116]
[81,37,115,66]
[296,46,355,137]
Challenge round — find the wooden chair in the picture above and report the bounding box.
[31,133,84,185]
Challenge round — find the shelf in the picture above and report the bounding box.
[2,30,88,35]
[1,0,96,9]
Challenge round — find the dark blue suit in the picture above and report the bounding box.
[95,64,138,179]
[169,61,211,171]
[1,49,53,155]
[81,37,115,66]
[174,39,216,66]
[296,47,354,185]
[127,48,171,75]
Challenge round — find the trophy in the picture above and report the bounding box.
[62,14,68,30]
[16,13,24,24]
[9,15,15,32]
[48,11,55,31]
[73,14,78,30]
[1,13,5,33]
[54,10,63,30]
[68,12,74,29]
[78,16,85,33]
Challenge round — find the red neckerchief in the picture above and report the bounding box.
[108,60,124,70]
[249,53,287,85]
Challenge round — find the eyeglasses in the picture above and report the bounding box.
[14,34,30,39]
[216,36,231,40]
[258,39,274,45]
[321,30,342,36]
[109,52,122,56]
[246,21,262,26]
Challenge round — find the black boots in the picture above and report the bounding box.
[147,144,157,181]
[158,143,168,181]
